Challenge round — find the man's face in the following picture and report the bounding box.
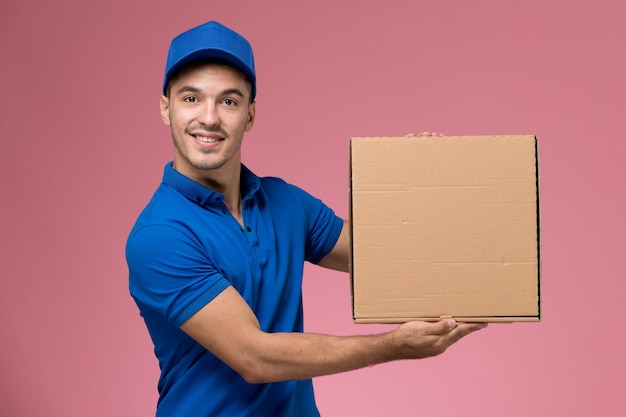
[160,62,255,183]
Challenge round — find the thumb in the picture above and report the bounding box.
[431,319,457,334]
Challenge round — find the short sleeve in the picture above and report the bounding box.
[278,183,344,264]
[126,224,231,327]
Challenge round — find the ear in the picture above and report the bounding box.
[245,101,256,132]
[160,95,171,126]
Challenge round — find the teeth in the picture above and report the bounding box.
[195,135,219,143]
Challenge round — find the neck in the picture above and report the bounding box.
[173,160,245,225]
[222,184,243,225]
[198,164,244,225]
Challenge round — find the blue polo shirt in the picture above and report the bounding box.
[126,162,344,417]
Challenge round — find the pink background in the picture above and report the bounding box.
[1,0,625,416]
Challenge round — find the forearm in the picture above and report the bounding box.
[241,319,486,383]
[180,287,397,383]
[243,330,399,383]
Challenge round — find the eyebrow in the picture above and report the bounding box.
[220,88,245,98]
[174,85,202,95]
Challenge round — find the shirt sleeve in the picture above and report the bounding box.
[126,224,231,327]
[279,182,344,264]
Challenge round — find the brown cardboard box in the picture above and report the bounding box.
[349,135,541,323]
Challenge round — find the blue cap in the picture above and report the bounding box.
[163,21,256,99]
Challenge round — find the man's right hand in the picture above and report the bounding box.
[390,319,487,360]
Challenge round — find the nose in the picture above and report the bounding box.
[197,101,220,127]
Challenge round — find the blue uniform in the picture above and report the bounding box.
[126,163,344,417]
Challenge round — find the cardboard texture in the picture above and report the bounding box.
[349,135,541,323]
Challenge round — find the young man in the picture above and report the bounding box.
[126,20,486,417]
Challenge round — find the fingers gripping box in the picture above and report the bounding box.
[349,135,541,323]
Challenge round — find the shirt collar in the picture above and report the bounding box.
[162,162,260,207]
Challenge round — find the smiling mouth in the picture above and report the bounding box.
[187,126,228,143]
[193,134,223,143]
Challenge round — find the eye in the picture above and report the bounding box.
[183,96,198,103]
[223,98,237,106]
